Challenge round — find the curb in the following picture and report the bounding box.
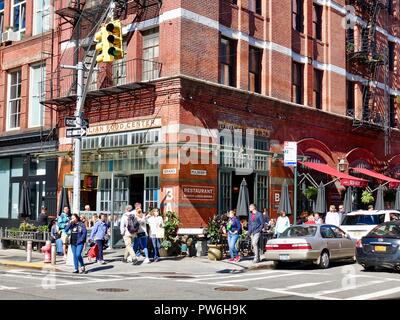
[0,259,60,271]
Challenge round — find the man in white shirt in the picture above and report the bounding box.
[120,205,138,264]
[325,205,340,227]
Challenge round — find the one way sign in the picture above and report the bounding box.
[66,127,87,138]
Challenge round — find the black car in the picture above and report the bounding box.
[356,221,400,272]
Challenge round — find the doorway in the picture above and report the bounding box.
[232,173,255,209]
[130,174,144,206]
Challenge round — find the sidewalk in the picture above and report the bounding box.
[0,248,274,275]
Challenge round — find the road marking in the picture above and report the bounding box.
[0,273,73,284]
[316,280,386,296]
[180,270,284,282]
[254,287,338,300]
[347,286,400,300]
[215,272,304,284]
[285,281,334,289]
[0,285,19,290]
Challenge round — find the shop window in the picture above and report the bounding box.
[145,175,159,212]
[220,36,237,87]
[29,158,46,176]
[0,158,10,218]
[11,182,20,219]
[12,0,26,32]
[11,157,23,177]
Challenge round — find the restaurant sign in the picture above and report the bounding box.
[182,186,215,201]
[86,118,162,135]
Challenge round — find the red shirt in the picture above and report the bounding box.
[251,213,256,221]
[304,220,316,225]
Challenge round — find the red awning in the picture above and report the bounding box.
[300,162,368,187]
[350,167,400,189]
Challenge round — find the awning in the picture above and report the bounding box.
[300,162,368,187]
[350,167,400,189]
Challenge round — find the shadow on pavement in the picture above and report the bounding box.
[87,265,114,273]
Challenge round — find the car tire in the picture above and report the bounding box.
[318,251,330,269]
[363,265,375,272]
[273,261,285,269]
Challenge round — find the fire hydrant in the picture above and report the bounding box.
[41,240,51,263]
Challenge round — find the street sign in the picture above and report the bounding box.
[65,116,89,128]
[66,127,87,138]
[284,141,297,167]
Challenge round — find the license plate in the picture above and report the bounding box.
[374,246,387,252]
[279,254,290,260]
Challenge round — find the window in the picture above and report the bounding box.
[388,0,393,15]
[292,62,304,104]
[346,80,355,116]
[0,159,10,218]
[220,36,236,87]
[313,4,323,41]
[7,70,22,130]
[0,0,4,33]
[249,0,262,15]
[12,0,26,32]
[389,41,395,72]
[390,95,396,127]
[249,46,262,93]
[313,69,323,109]
[144,175,159,212]
[29,64,45,127]
[33,0,50,35]
[330,226,347,238]
[292,0,304,33]
[320,226,335,238]
[142,28,159,81]
[346,27,355,52]
[342,214,385,225]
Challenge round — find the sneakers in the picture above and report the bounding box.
[127,257,133,263]
[253,259,260,264]
[100,261,107,265]
[80,267,87,274]
[234,256,241,262]
[142,258,150,264]
[72,270,79,274]
[228,258,235,262]
[154,257,160,262]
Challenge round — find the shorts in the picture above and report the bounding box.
[61,233,69,245]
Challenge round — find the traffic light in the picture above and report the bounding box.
[94,20,124,63]
[105,20,124,61]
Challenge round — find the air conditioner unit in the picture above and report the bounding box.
[1,30,21,43]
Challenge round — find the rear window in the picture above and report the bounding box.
[341,214,385,226]
[281,226,317,237]
[368,223,400,238]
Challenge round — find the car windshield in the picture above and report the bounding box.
[341,214,385,225]
[280,226,317,237]
[368,223,400,238]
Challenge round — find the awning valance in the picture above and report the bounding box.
[350,167,400,189]
[300,162,368,187]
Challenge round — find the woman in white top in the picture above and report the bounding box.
[325,205,340,227]
[146,208,164,262]
[275,211,291,237]
[135,209,150,264]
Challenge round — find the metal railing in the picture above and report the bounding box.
[0,228,50,243]
[40,58,162,103]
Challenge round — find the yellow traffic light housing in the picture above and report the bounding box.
[105,20,124,61]
[94,26,113,63]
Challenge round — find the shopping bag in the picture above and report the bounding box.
[88,244,98,259]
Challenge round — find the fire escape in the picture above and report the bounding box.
[346,0,388,127]
[40,0,163,108]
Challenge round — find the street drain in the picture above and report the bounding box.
[97,288,129,293]
[214,287,248,292]
[164,275,194,279]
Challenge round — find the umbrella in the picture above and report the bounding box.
[343,187,353,213]
[395,187,400,211]
[19,181,32,220]
[375,184,385,211]
[315,182,326,214]
[278,179,292,214]
[58,187,71,216]
[236,178,250,217]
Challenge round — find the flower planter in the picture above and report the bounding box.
[207,244,223,261]
[159,243,180,257]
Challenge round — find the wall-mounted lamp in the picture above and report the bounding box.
[338,158,349,173]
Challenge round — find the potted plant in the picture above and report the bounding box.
[304,186,318,200]
[159,211,181,257]
[361,191,374,204]
[206,215,225,261]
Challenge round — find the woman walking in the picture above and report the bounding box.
[147,208,164,262]
[65,214,87,274]
[227,210,241,262]
[136,208,150,264]
[89,213,109,265]
[275,211,290,238]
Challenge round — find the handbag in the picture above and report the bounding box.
[156,227,165,239]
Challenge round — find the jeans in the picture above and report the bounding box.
[251,232,261,262]
[70,243,85,271]
[134,235,149,259]
[151,237,161,259]
[96,240,104,262]
[228,233,239,258]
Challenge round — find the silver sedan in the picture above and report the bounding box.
[264,224,356,268]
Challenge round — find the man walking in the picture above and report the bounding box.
[248,204,264,263]
[338,205,346,225]
[120,205,138,264]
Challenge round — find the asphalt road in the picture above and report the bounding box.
[0,261,400,300]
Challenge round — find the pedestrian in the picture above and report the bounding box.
[304,213,316,225]
[90,214,98,228]
[338,205,345,225]
[275,210,290,237]
[89,213,109,265]
[120,205,138,264]
[50,219,59,243]
[63,206,71,218]
[57,207,70,259]
[314,212,323,224]
[147,208,164,262]
[368,205,374,211]
[84,205,91,212]
[325,205,340,227]
[65,214,87,274]
[262,208,269,231]
[80,214,90,229]
[38,206,48,227]
[227,210,241,262]
[135,208,150,264]
[248,204,264,263]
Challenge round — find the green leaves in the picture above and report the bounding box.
[361,191,374,204]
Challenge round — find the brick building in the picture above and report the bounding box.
[1,0,400,228]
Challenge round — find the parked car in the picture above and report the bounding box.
[341,210,400,240]
[356,221,400,272]
[264,224,356,269]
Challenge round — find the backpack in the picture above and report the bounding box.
[127,215,140,234]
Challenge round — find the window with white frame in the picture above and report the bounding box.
[12,0,26,32]
[0,1,4,34]
[7,69,22,130]
[33,0,51,35]
[142,28,159,81]
[29,64,45,127]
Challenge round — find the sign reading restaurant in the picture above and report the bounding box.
[182,186,215,201]
[86,118,162,135]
